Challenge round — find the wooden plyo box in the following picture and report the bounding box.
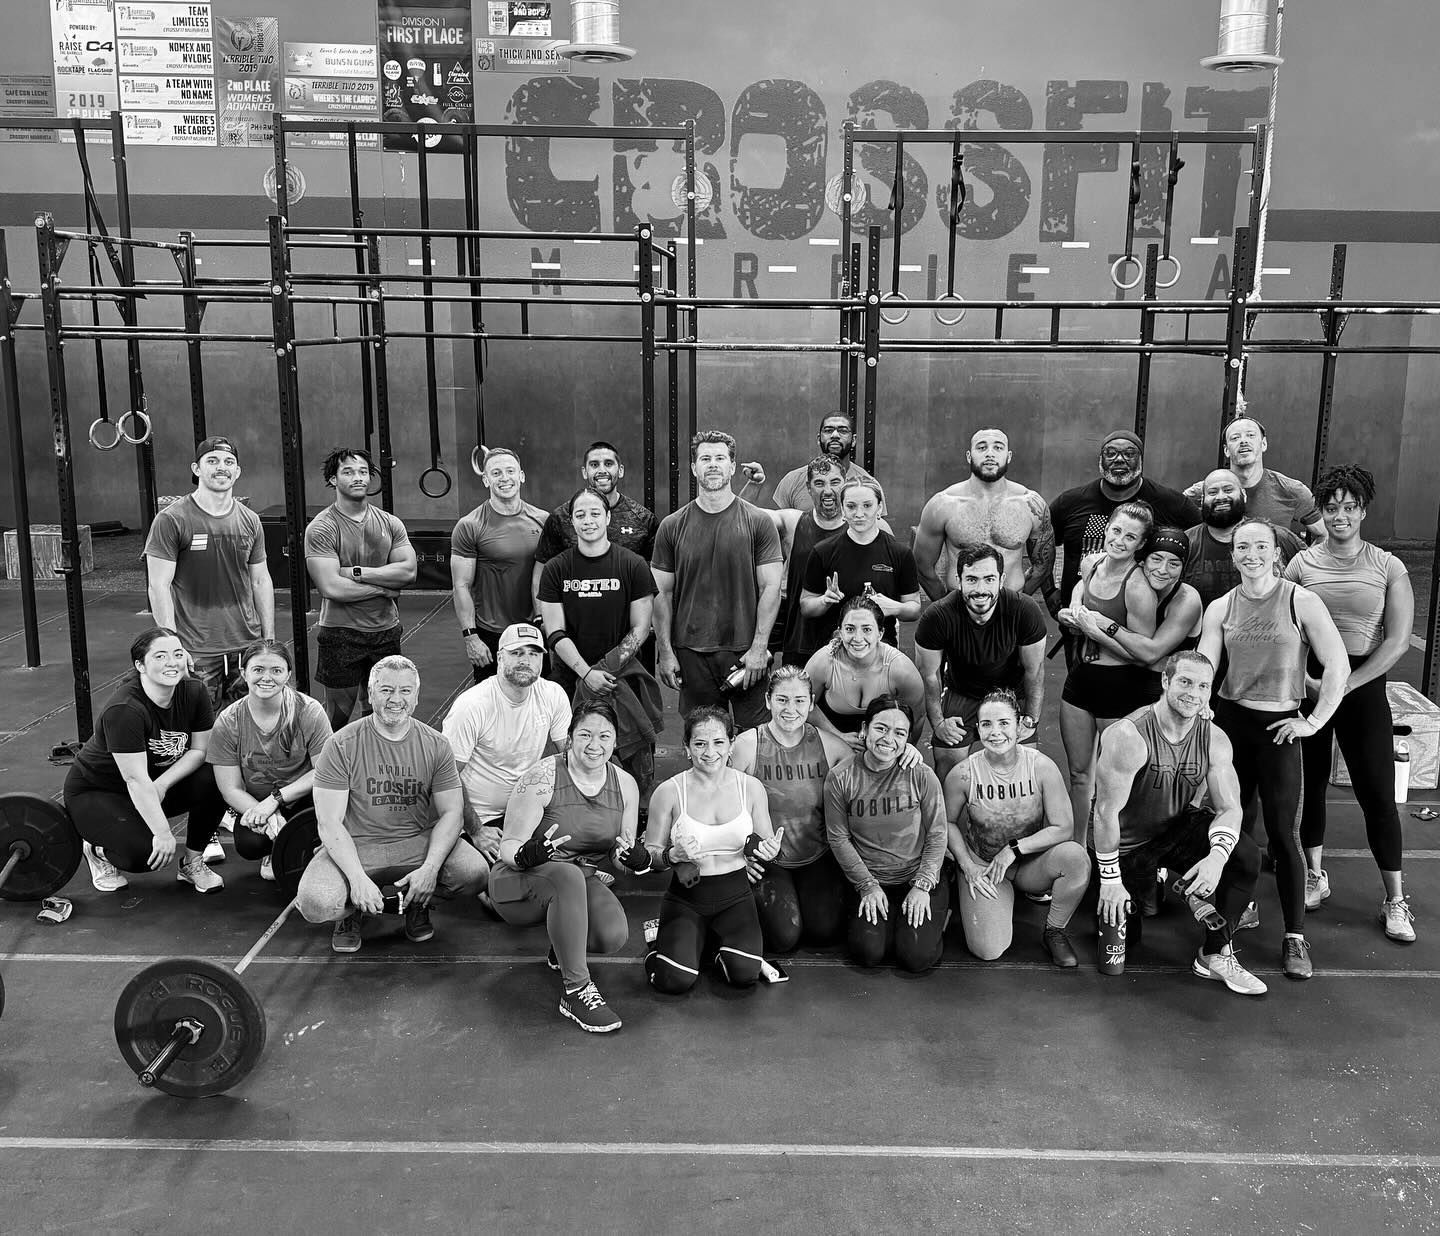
[3,524,94,579]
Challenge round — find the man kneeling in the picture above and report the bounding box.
[301,655,488,952]
[1091,650,1266,995]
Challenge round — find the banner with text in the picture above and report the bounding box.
[378,0,472,153]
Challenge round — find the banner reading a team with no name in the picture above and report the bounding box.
[377,0,472,153]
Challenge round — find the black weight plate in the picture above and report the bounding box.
[270,809,320,901]
[0,793,82,901]
[0,970,5,1020]
[114,957,266,1098]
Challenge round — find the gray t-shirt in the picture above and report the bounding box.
[208,690,332,799]
[143,495,266,653]
[303,504,411,632]
[313,716,460,845]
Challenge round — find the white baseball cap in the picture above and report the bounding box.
[497,623,544,652]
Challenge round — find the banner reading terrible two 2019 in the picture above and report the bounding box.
[378,0,472,152]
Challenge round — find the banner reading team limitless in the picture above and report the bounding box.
[377,0,472,153]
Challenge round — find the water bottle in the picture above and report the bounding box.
[1169,875,1226,931]
[1394,740,1411,804]
[718,661,749,696]
[1097,914,1127,975]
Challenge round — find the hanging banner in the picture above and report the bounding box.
[114,2,213,38]
[121,109,218,144]
[1,76,58,143]
[377,0,472,153]
[117,38,214,75]
[283,42,379,148]
[116,2,216,144]
[486,1,551,36]
[52,0,121,136]
[215,15,280,147]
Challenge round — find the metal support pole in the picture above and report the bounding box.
[1311,244,1348,486]
[837,130,856,420]
[861,226,881,475]
[35,213,93,743]
[267,215,311,691]
[684,121,698,499]
[1133,244,1159,439]
[178,230,207,446]
[1220,225,1254,450]
[1425,501,1440,701]
[367,236,397,516]
[0,233,41,666]
[346,126,376,455]
[637,225,657,512]
[664,257,678,514]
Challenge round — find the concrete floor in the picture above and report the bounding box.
[3,586,1440,1233]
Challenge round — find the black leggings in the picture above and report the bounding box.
[752,850,848,952]
[64,763,227,872]
[1212,697,1306,932]
[646,869,764,993]
[848,879,951,973]
[1301,666,1403,871]
[232,794,314,861]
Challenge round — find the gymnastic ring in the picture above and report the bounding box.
[88,418,123,451]
[366,473,384,497]
[879,291,910,325]
[418,465,453,499]
[933,293,967,327]
[1109,254,1144,291]
[1154,254,1183,290]
[470,445,486,477]
[117,409,153,446]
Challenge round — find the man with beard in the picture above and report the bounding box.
[442,624,572,864]
[772,457,851,665]
[1048,430,1199,653]
[652,430,784,729]
[914,544,1047,779]
[450,447,549,684]
[1184,416,1323,542]
[302,656,489,954]
[914,427,1055,599]
[1184,468,1304,608]
[304,446,418,730]
[1091,650,1266,996]
[532,440,659,565]
[771,414,886,513]
[798,478,922,655]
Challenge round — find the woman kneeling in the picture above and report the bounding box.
[944,689,1090,967]
[824,696,949,973]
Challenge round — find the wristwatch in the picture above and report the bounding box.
[1019,714,1035,731]
[1008,839,1023,861]
[460,626,480,638]
[350,565,364,579]
[1103,619,1120,638]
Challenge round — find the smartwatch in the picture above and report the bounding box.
[460,626,480,638]
[1008,839,1023,861]
[1103,619,1120,638]
[350,565,364,579]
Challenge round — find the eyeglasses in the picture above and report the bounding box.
[1101,447,1140,462]
[1322,503,1363,517]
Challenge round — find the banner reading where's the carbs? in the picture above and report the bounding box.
[378,0,472,154]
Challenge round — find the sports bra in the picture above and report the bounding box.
[1080,561,1141,664]
[670,769,752,877]
[816,644,907,734]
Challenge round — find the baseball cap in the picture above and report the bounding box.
[497,622,544,652]
[195,436,240,464]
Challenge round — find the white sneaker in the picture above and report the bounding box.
[83,841,128,893]
[1304,867,1331,911]
[1381,896,1416,944]
[178,853,225,894]
[259,854,275,882]
[1192,948,1268,997]
[203,835,226,865]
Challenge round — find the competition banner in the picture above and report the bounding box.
[121,110,217,144]
[119,75,216,110]
[283,42,379,148]
[114,3,213,38]
[1,76,58,143]
[486,1,550,36]
[378,0,472,153]
[117,38,214,74]
[215,15,280,148]
[117,2,216,144]
[52,0,121,135]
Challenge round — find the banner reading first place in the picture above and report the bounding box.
[377,0,472,154]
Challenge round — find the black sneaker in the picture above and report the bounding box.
[545,947,561,972]
[559,981,621,1033]
[1042,925,1079,969]
[404,902,435,943]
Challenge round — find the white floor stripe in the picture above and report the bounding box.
[0,1136,1435,1168]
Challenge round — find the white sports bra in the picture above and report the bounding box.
[670,769,752,876]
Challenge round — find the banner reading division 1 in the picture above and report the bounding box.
[216,15,279,147]
[378,0,472,153]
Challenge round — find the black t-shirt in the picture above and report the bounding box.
[914,589,1048,698]
[68,676,215,794]
[780,513,845,664]
[537,544,657,667]
[802,529,919,647]
[1049,477,1200,602]
[535,492,658,564]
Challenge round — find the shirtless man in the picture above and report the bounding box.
[913,428,1054,600]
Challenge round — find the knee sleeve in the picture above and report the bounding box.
[712,897,765,987]
[754,871,803,954]
[645,949,699,994]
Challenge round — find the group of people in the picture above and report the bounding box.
[56,414,1418,1034]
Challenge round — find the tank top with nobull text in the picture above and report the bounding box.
[961,745,1045,862]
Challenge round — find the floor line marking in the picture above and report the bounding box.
[0,1136,1435,1168]
[0,590,117,647]
[7,953,1439,979]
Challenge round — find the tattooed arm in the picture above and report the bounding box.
[498,757,558,867]
[1023,490,1057,599]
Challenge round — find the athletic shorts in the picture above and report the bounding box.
[315,624,404,688]
[1061,660,1154,719]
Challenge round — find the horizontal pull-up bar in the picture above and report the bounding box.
[284,224,640,243]
[843,127,1262,146]
[277,118,692,141]
[41,228,185,253]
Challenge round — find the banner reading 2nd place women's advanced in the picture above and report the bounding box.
[377,0,472,153]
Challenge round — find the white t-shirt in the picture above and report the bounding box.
[441,678,571,821]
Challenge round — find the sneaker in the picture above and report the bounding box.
[1042,924,1079,969]
[177,853,224,894]
[1281,935,1313,981]
[203,835,226,865]
[404,901,435,943]
[643,917,660,945]
[1304,868,1331,911]
[1021,889,1052,904]
[1236,901,1260,932]
[1380,896,1416,944]
[82,841,128,893]
[559,981,622,1033]
[594,868,616,888]
[545,947,561,972]
[1193,948,1268,997]
[259,854,275,882]
[332,911,363,953]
